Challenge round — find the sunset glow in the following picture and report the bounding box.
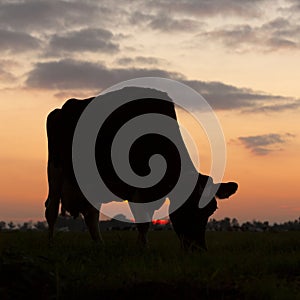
[0,0,299,224]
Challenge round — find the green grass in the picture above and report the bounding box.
[0,230,299,299]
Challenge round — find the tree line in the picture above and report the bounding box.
[0,216,300,232]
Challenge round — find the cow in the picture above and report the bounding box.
[45,87,238,250]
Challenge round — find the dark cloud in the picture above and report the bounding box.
[238,133,294,155]
[148,13,200,32]
[145,0,266,18]
[0,0,294,55]
[243,101,300,113]
[116,56,165,66]
[285,0,300,13]
[181,80,287,110]
[25,59,183,91]
[201,25,256,49]
[129,11,200,32]
[0,29,41,53]
[0,0,270,37]
[200,17,300,52]
[46,28,119,56]
[266,37,297,50]
[25,58,298,113]
[129,11,152,24]
[0,1,108,32]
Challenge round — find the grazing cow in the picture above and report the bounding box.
[45,87,238,250]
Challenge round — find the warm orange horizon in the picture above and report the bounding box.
[0,0,299,224]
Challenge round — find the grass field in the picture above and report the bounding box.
[0,230,299,299]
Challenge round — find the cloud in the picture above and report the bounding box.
[125,0,267,33]
[0,0,294,55]
[285,0,300,13]
[243,100,300,113]
[199,17,300,52]
[145,0,266,18]
[148,13,200,32]
[0,59,20,69]
[45,28,119,56]
[201,25,256,49]
[0,29,41,53]
[129,11,201,32]
[0,1,107,32]
[2,0,263,34]
[0,59,19,84]
[238,133,295,155]
[24,58,299,113]
[181,80,288,110]
[25,59,183,91]
[115,56,165,66]
[0,68,16,83]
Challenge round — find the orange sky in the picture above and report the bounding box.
[0,0,299,224]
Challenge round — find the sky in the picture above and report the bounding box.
[0,0,299,224]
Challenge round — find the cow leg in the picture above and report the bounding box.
[60,204,67,216]
[45,162,62,244]
[45,197,60,244]
[136,222,151,246]
[83,205,102,243]
[128,193,157,247]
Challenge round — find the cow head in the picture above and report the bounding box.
[169,177,238,251]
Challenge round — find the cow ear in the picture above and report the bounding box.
[216,182,238,199]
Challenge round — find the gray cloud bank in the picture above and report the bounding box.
[199,18,300,52]
[116,56,166,66]
[238,133,295,155]
[0,29,41,53]
[144,0,267,18]
[0,0,299,114]
[0,0,299,57]
[45,28,119,57]
[25,59,183,91]
[0,1,106,32]
[25,59,299,112]
[0,0,266,33]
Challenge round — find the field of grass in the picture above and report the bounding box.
[0,230,299,299]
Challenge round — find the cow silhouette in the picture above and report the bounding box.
[45,87,238,250]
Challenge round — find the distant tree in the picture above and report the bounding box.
[263,221,269,231]
[200,217,300,232]
[112,214,130,222]
[241,221,252,231]
[7,221,15,230]
[231,218,239,231]
[19,221,33,231]
[20,222,29,231]
[207,218,218,231]
[220,217,231,231]
[34,221,48,231]
[0,221,6,231]
[55,214,86,232]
